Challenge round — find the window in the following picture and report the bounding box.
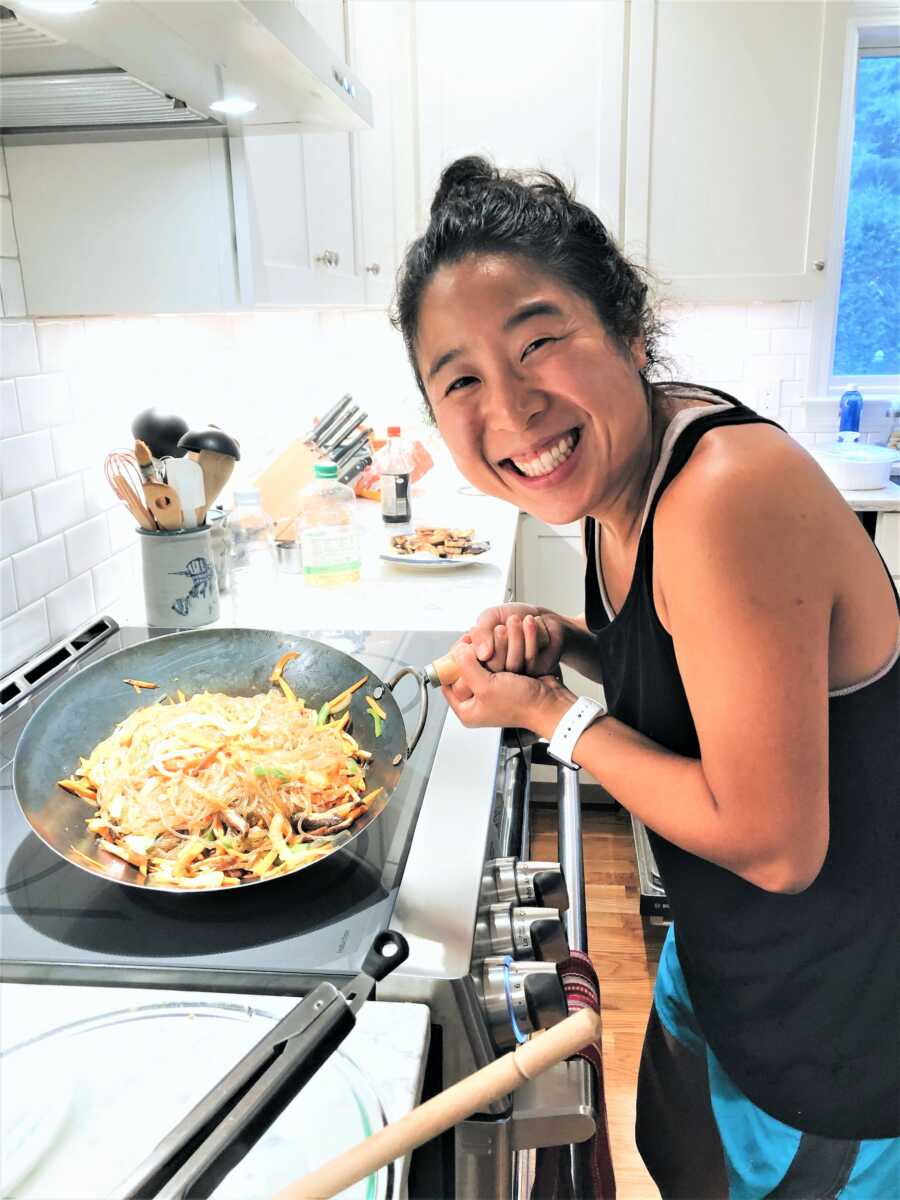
[815,18,900,397]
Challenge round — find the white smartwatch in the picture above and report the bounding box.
[547,694,608,769]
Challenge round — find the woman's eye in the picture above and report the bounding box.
[446,375,477,395]
[522,337,556,360]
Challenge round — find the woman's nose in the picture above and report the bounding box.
[486,367,546,431]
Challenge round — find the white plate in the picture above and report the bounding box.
[0,1001,388,1200]
[380,548,489,569]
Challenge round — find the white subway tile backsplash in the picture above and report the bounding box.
[1,378,20,436]
[50,421,93,479]
[33,474,86,539]
[747,354,795,383]
[35,320,85,373]
[46,572,96,642]
[0,322,39,378]
[0,557,16,620]
[107,503,139,553]
[16,373,71,432]
[93,546,136,613]
[0,598,50,676]
[0,258,26,319]
[82,467,117,517]
[0,493,37,557]
[12,534,67,607]
[0,430,55,497]
[0,196,17,258]
[64,514,111,576]
[771,327,811,357]
[780,380,804,406]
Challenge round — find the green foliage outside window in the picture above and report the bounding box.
[833,55,900,378]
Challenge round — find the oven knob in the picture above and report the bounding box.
[482,902,569,962]
[480,957,568,1049]
[515,861,569,912]
[483,857,569,912]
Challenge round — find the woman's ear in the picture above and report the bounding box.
[630,336,648,372]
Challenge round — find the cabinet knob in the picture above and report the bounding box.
[365,262,381,276]
[315,250,340,268]
[813,259,825,272]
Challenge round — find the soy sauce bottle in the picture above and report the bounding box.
[377,425,412,525]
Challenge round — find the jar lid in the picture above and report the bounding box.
[314,461,339,478]
[387,425,401,437]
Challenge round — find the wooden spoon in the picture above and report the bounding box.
[142,481,183,531]
[196,449,236,521]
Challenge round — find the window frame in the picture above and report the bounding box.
[809,6,900,400]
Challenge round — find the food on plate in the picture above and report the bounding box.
[57,654,383,889]
[389,527,489,558]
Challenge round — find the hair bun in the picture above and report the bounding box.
[430,155,497,215]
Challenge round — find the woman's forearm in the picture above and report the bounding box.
[533,693,795,892]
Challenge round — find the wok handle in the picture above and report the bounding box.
[385,666,428,757]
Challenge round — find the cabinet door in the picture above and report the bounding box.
[414,0,626,237]
[292,0,346,60]
[5,138,237,316]
[625,0,847,302]
[235,128,363,306]
[347,0,417,304]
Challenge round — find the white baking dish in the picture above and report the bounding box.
[811,442,900,490]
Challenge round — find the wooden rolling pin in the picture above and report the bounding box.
[274,1007,601,1200]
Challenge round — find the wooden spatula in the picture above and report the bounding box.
[142,481,183,531]
[196,449,236,522]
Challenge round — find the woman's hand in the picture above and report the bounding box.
[443,642,574,733]
[468,604,567,677]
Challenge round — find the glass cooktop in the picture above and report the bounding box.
[0,623,452,994]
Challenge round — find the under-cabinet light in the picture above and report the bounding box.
[18,0,97,12]
[209,97,258,116]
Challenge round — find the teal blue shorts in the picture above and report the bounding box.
[648,925,899,1199]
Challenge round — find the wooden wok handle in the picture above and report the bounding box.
[425,652,460,687]
[274,1007,601,1200]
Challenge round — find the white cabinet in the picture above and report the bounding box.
[624,0,847,302]
[347,0,417,304]
[4,138,238,316]
[235,127,363,306]
[413,0,627,236]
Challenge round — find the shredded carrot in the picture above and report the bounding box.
[328,675,369,709]
[327,693,352,716]
[270,651,300,684]
[124,678,158,693]
[58,778,99,803]
[365,694,387,720]
[360,787,383,805]
[329,712,350,732]
[177,690,186,703]
[276,676,297,703]
[187,744,227,774]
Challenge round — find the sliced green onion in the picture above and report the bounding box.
[373,712,383,738]
[253,765,288,780]
[316,702,330,726]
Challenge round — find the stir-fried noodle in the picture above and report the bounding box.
[58,657,382,889]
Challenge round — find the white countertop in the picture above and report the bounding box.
[113,461,520,635]
[839,479,900,512]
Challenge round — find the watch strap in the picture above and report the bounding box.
[547,694,607,769]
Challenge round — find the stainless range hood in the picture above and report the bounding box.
[0,1,372,137]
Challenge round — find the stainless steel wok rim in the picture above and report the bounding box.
[12,627,428,896]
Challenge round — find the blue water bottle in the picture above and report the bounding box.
[838,387,863,441]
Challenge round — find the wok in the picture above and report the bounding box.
[13,627,427,894]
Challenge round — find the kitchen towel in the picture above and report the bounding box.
[531,951,616,1200]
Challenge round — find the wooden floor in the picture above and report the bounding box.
[531,803,667,1200]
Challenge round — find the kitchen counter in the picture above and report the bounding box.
[839,479,900,512]
[112,462,520,635]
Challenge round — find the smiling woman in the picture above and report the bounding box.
[391,158,900,1196]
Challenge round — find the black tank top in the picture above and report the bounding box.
[583,386,900,1139]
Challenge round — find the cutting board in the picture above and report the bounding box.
[255,439,320,523]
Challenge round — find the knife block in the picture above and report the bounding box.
[255,439,321,527]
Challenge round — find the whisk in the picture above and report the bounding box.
[104,450,156,531]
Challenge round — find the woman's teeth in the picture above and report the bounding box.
[509,431,577,478]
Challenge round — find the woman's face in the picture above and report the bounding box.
[416,253,649,526]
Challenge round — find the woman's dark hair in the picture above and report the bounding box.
[391,156,666,407]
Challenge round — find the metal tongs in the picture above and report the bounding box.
[117,931,409,1200]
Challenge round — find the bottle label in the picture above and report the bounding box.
[300,528,360,576]
[381,473,411,520]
